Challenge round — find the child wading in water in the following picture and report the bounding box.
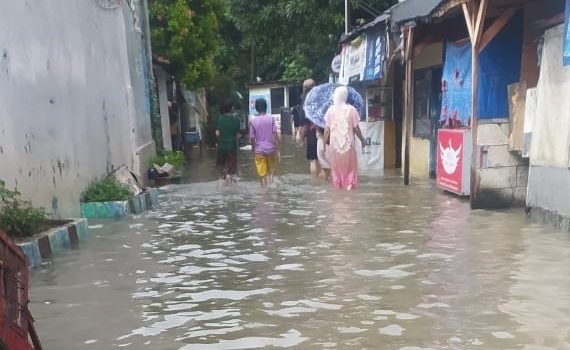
[250,98,280,186]
[317,127,331,181]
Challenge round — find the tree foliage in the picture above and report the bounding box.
[221,0,397,84]
[149,0,225,88]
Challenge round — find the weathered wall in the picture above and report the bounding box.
[526,25,570,227]
[0,1,154,218]
[475,123,529,208]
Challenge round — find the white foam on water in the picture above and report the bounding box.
[278,249,301,257]
[158,256,187,264]
[164,303,198,312]
[275,264,304,271]
[235,253,270,262]
[179,266,245,275]
[161,214,179,219]
[264,306,317,318]
[492,331,515,339]
[379,324,405,336]
[361,321,375,325]
[357,294,382,301]
[178,329,308,350]
[396,313,419,320]
[183,326,244,339]
[354,269,414,278]
[141,243,153,248]
[181,288,277,302]
[245,228,266,234]
[417,253,453,260]
[337,327,367,334]
[374,310,397,316]
[158,224,173,228]
[471,339,483,345]
[129,223,144,229]
[267,275,284,280]
[373,316,388,321]
[290,210,312,216]
[88,225,104,229]
[391,285,406,290]
[194,212,207,217]
[213,241,237,247]
[399,347,436,350]
[214,219,229,224]
[396,230,418,234]
[84,339,98,344]
[417,302,450,309]
[421,280,437,285]
[281,300,342,311]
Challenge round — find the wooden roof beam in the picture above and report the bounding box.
[478,7,518,52]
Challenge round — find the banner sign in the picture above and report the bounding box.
[357,121,384,172]
[363,28,387,81]
[436,129,471,196]
[340,35,367,84]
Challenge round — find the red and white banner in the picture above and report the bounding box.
[437,129,471,196]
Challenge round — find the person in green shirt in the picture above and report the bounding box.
[215,99,242,183]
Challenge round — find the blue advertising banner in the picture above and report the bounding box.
[562,0,570,66]
[363,28,386,81]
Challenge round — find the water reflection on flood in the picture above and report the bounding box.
[29,145,570,350]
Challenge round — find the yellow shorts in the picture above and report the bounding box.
[255,153,276,178]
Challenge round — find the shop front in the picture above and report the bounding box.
[338,16,399,171]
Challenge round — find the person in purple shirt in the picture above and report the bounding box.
[250,98,280,187]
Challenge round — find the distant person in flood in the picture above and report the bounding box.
[215,99,241,184]
[325,86,365,190]
[250,98,280,187]
[316,127,331,181]
[298,79,320,177]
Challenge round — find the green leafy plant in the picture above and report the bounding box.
[81,178,133,203]
[0,180,49,239]
[149,150,185,170]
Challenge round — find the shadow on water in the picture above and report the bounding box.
[29,137,570,350]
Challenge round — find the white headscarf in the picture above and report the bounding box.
[330,86,352,154]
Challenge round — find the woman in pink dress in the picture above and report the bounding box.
[324,86,365,190]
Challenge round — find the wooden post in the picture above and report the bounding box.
[463,0,487,208]
[403,27,414,186]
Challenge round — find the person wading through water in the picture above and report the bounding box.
[215,99,242,184]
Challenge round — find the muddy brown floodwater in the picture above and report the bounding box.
[30,140,570,349]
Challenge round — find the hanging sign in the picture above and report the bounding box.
[345,35,367,83]
[363,28,386,81]
[331,55,342,73]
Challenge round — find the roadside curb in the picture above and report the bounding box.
[18,218,89,268]
[80,188,160,218]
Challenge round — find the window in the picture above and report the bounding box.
[270,88,285,115]
[413,67,442,139]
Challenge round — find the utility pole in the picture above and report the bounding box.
[345,0,350,34]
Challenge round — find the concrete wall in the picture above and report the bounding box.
[474,122,529,208]
[0,1,154,218]
[526,25,570,229]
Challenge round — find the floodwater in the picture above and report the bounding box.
[30,139,570,350]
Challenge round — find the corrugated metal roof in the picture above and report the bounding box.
[390,0,447,26]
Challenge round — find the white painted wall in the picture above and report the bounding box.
[0,0,154,218]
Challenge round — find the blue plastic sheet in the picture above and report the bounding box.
[562,0,570,66]
[440,41,472,127]
[478,12,523,119]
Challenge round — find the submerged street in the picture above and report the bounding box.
[30,141,570,350]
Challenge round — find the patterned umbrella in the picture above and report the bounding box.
[303,83,364,128]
